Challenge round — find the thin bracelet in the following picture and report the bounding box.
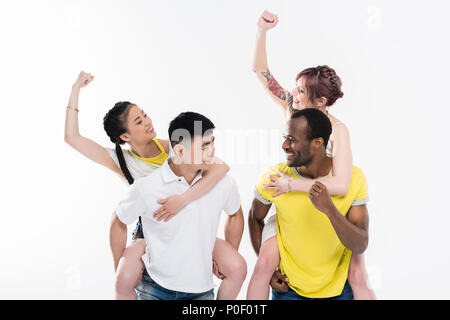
[67,105,79,112]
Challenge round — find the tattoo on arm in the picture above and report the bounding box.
[261,69,286,101]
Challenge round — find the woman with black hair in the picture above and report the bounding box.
[64,71,246,300]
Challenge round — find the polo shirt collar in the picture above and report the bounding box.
[161,159,203,185]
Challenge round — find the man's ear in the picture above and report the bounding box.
[173,143,184,158]
[171,143,184,165]
[312,137,325,150]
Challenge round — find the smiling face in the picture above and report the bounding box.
[119,105,156,144]
[189,133,216,166]
[282,108,332,168]
[172,132,216,170]
[291,76,314,110]
[168,111,217,169]
[282,117,314,167]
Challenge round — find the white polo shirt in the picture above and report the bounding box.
[116,159,241,293]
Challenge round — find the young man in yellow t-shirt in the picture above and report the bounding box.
[249,108,369,300]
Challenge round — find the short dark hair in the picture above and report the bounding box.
[291,108,332,148]
[168,111,215,147]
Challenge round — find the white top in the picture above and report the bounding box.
[115,160,241,293]
[106,147,163,183]
[326,140,332,158]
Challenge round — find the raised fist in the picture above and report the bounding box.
[73,71,94,89]
[257,10,279,31]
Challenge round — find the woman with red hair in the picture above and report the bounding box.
[247,10,376,300]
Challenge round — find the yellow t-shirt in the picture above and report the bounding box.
[255,162,369,298]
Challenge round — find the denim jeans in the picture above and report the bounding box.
[131,218,144,240]
[136,271,215,300]
[272,280,354,300]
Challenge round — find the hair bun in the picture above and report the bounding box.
[296,65,343,107]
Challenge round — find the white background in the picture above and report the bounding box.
[0,0,449,299]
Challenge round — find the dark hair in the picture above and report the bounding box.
[103,101,135,184]
[291,108,332,148]
[168,111,215,147]
[296,65,344,107]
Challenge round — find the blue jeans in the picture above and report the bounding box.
[131,218,144,240]
[136,271,215,300]
[272,280,354,300]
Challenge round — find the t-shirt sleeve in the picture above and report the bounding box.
[223,176,242,215]
[106,147,120,168]
[352,167,369,206]
[115,181,146,224]
[254,166,278,205]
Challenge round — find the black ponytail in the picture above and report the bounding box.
[115,141,134,185]
[105,101,144,238]
[103,101,135,185]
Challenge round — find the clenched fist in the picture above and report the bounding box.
[73,71,94,90]
[257,10,279,31]
[309,182,335,215]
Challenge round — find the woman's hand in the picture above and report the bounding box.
[257,10,279,31]
[153,194,188,222]
[263,170,293,197]
[213,260,225,280]
[73,71,94,90]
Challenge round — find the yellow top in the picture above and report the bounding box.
[255,162,369,298]
[129,139,168,166]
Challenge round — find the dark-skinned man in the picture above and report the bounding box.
[248,108,369,300]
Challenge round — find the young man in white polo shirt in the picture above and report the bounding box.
[110,111,245,300]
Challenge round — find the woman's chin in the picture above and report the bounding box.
[144,132,157,142]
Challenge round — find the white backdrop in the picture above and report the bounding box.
[0,0,449,299]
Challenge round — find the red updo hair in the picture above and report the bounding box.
[296,65,344,107]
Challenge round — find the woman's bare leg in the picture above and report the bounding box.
[348,254,376,300]
[246,235,279,300]
[115,238,146,300]
[116,237,247,300]
[212,238,247,300]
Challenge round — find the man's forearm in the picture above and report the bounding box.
[248,211,265,255]
[225,208,244,251]
[110,212,128,271]
[325,206,368,254]
[248,198,272,255]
